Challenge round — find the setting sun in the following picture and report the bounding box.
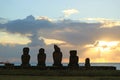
[85,40,120,52]
[94,41,120,52]
[84,40,120,62]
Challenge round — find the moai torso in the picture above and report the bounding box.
[68,50,79,67]
[53,45,62,67]
[37,48,46,67]
[21,47,30,67]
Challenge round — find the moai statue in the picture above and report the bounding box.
[37,48,46,67]
[68,50,79,67]
[85,58,90,68]
[53,45,63,67]
[21,47,30,67]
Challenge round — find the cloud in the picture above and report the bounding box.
[85,40,120,51]
[63,9,79,17]
[0,45,24,63]
[27,33,45,47]
[83,40,120,62]
[0,17,8,24]
[1,16,120,47]
[1,15,120,63]
[0,31,31,46]
[41,37,66,45]
[4,15,53,34]
[85,18,120,28]
[0,15,54,47]
[36,16,55,22]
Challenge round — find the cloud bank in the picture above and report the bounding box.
[0,15,120,63]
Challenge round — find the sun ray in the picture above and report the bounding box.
[84,40,120,62]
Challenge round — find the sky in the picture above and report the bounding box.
[0,0,120,64]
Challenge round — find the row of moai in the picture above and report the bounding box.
[21,45,90,68]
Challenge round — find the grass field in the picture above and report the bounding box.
[1,69,120,80]
[0,75,120,80]
[1,69,120,76]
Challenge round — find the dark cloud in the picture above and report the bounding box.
[0,15,53,47]
[2,15,53,34]
[0,15,120,47]
[27,33,45,47]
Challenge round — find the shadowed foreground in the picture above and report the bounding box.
[0,75,120,80]
[0,69,120,76]
[1,70,120,80]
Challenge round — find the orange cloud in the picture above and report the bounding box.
[41,37,66,45]
[85,18,120,28]
[0,31,31,46]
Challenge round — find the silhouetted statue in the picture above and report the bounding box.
[37,48,46,67]
[21,47,30,67]
[53,45,62,67]
[85,58,90,68]
[68,50,79,67]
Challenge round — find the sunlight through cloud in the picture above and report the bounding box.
[85,40,120,52]
[41,37,66,45]
[84,40,120,61]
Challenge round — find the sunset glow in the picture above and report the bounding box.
[83,40,120,62]
[94,41,120,52]
[85,40,120,52]
[41,37,66,45]
[0,31,31,46]
[85,18,120,28]
[0,0,120,63]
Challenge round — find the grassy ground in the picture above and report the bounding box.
[0,69,120,76]
[0,75,120,80]
[1,69,120,80]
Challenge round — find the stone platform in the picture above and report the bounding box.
[0,65,116,70]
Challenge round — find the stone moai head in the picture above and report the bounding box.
[54,45,60,52]
[39,48,44,54]
[23,47,29,55]
[85,58,90,63]
[70,50,77,57]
